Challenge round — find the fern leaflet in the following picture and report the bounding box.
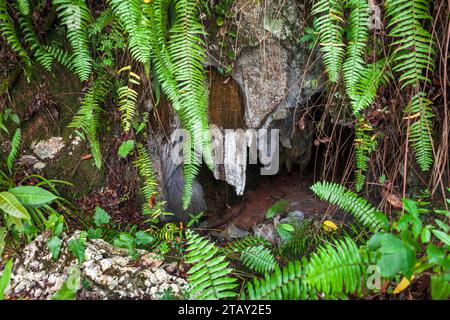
[7,128,21,173]
[185,231,238,300]
[54,0,93,82]
[241,245,277,274]
[343,0,370,101]
[68,79,110,168]
[311,181,387,233]
[242,260,309,300]
[306,237,364,296]
[405,92,434,171]
[312,0,345,82]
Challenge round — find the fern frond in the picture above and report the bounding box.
[220,236,271,255]
[88,8,115,36]
[241,245,277,274]
[311,181,387,233]
[306,237,364,296]
[385,0,435,88]
[7,128,21,172]
[343,0,370,100]
[68,79,110,168]
[107,0,151,70]
[0,0,32,78]
[312,0,345,82]
[16,0,30,16]
[185,231,238,300]
[278,219,322,259]
[34,45,74,72]
[146,0,213,209]
[170,0,213,208]
[54,0,93,82]
[351,59,390,115]
[242,260,309,300]
[134,144,162,219]
[405,92,434,171]
[117,67,140,132]
[354,117,378,192]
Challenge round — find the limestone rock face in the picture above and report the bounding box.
[4,231,188,300]
[202,0,322,197]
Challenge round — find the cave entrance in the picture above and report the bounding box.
[199,137,339,230]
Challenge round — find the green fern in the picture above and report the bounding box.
[220,236,271,255]
[241,245,277,274]
[312,0,346,82]
[277,219,322,259]
[134,144,163,221]
[343,0,369,100]
[16,0,30,16]
[185,231,238,300]
[88,8,115,36]
[7,128,21,173]
[107,0,151,70]
[305,237,364,296]
[405,92,434,171]
[54,0,93,82]
[117,67,140,132]
[0,0,33,78]
[242,260,309,300]
[68,79,111,168]
[35,45,75,72]
[146,0,213,209]
[351,60,390,115]
[385,0,435,88]
[16,7,75,74]
[385,0,436,171]
[354,118,378,192]
[311,181,387,233]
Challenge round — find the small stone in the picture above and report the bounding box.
[272,109,290,120]
[32,162,46,170]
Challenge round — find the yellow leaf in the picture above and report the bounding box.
[144,0,152,3]
[393,275,415,294]
[403,112,421,120]
[117,65,131,74]
[323,220,338,232]
[129,71,141,81]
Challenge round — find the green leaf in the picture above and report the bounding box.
[277,223,295,242]
[0,227,6,257]
[68,233,87,263]
[52,267,81,300]
[403,198,419,218]
[421,227,431,243]
[216,16,224,26]
[431,274,450,300]
[118,139,135,158]
[47,236,62,260]
[434,219,449,233]
[135,231,155,246]
[87,228,103,239]
[93,206,111,227]
[45,213,65,237]
[11,114,20,125]
[432,229,450,246]
[368,233,416,278]
[0,259,13,300]
[427,244,450,269]
[113,233,134,251]
[9,186,57,207]
[266,200,289,219]
[0,191,30,219]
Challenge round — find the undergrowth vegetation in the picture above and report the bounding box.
[0,0,448,301]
